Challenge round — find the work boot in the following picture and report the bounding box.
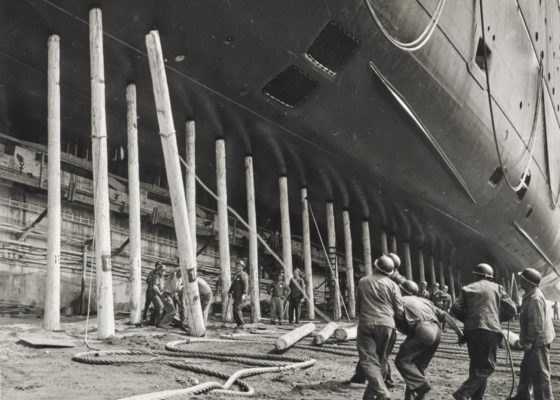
[411,383,431,400]
[506,395,530,400]
[404,388,413,400]
[452,392,468,400]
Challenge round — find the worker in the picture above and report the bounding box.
[429,282,442,303]
[197,276,213,326]
[174,270,213,326]
[288,268,306,324]
[142,261,164,324]
[507,268,555,400]
[356,255,404,400]
[433,285,452,331]
[267,270,287,325]
[395,280,464,400]
[159,269,179,328]
[228,258,249,329]
[419,281,430,299]
[553,301,559,320]
[347,252,402,388]
[451,263,517,400]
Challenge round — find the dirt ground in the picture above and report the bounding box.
[0,316,558,400]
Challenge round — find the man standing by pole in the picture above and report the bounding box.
[229,259,249,330]
[288,269,306,325]
[507,268,555,400]
[356,255,404,400]
[451,263,516,400]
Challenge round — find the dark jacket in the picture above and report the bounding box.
[268,280,288,298]
[358,272,404,327]
[396,296,446,334]
[229,271,249,299]
[289,276,306,299]
[451,279,516,332]
[519,287,555,347]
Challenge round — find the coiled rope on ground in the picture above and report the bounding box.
[72,336,316,399]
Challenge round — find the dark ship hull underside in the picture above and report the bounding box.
[0,0,559,299]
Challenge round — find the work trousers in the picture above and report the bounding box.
[145,290,164,325]
[158,292,177,327]
[395,321,441,391]
[357,323,395,400]
[232,296,245,327]
[515,344,554,400]
[351,328,396,385]
[454,329,501,400]
[200,292,213,325]
[270,296,284,323]
[142,288,151,320]
[288,297,302,323]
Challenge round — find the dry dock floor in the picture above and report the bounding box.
[0,316,559,399]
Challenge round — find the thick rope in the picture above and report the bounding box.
[72,337,316,399]
[363,0,446,52]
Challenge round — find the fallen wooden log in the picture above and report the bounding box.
[313,321,338,345]
[334,325,357,341]
[276,322,316,351]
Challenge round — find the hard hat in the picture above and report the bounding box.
[388,253,401,268]
[433,282,440,288]
[155,261,165,269]
[443,285,449,291]
[420,281,427,287]
[400,280,419,296]
[518,268,541,286]
[374,255,395,276]
[236,259,246,268]
[473,263,494,279]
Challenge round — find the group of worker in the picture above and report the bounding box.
[267,268,307,325]
[142,260,213,328]
[354,253,555,400]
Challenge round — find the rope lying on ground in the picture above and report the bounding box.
[72,337,316,399]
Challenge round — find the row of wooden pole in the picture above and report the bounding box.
[42,9,463,336]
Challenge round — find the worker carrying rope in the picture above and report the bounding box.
[450,263,517,400]
[507,268,555,400]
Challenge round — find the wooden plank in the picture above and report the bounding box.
[18,335,75,348]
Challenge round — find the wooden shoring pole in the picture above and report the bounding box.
[418,248,426,283]
[448,262,455,301]
[44,34,61,331]
[380,229,388,254]
[216,138,232,322]
[185,121,196,251]
[90,9,115,338]
[145,30,205,336]
[457,267,462,289]
[403,240,412,280]
[390,235,398,254]
[245,156,260,322]
[301,187,314,320]
[342,210,355,318]
[428,253,436,286]
[439,258,446,286]
[362,220,373,276]
[127,83,142,325]
[279,176,293,280]
[326,202,341,320]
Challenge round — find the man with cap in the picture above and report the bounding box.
[395,280,464,400]
[348,252,402,387]
[288,268,306,324]
[451,263,517,400]
[432,285,452,331]
[508,268,555,400]
[142,261,165,324]
[429,282,442,303]
[356,255,404,400]
[268,270,287,325]
[228,258,249,329]
[418,281,430,299]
